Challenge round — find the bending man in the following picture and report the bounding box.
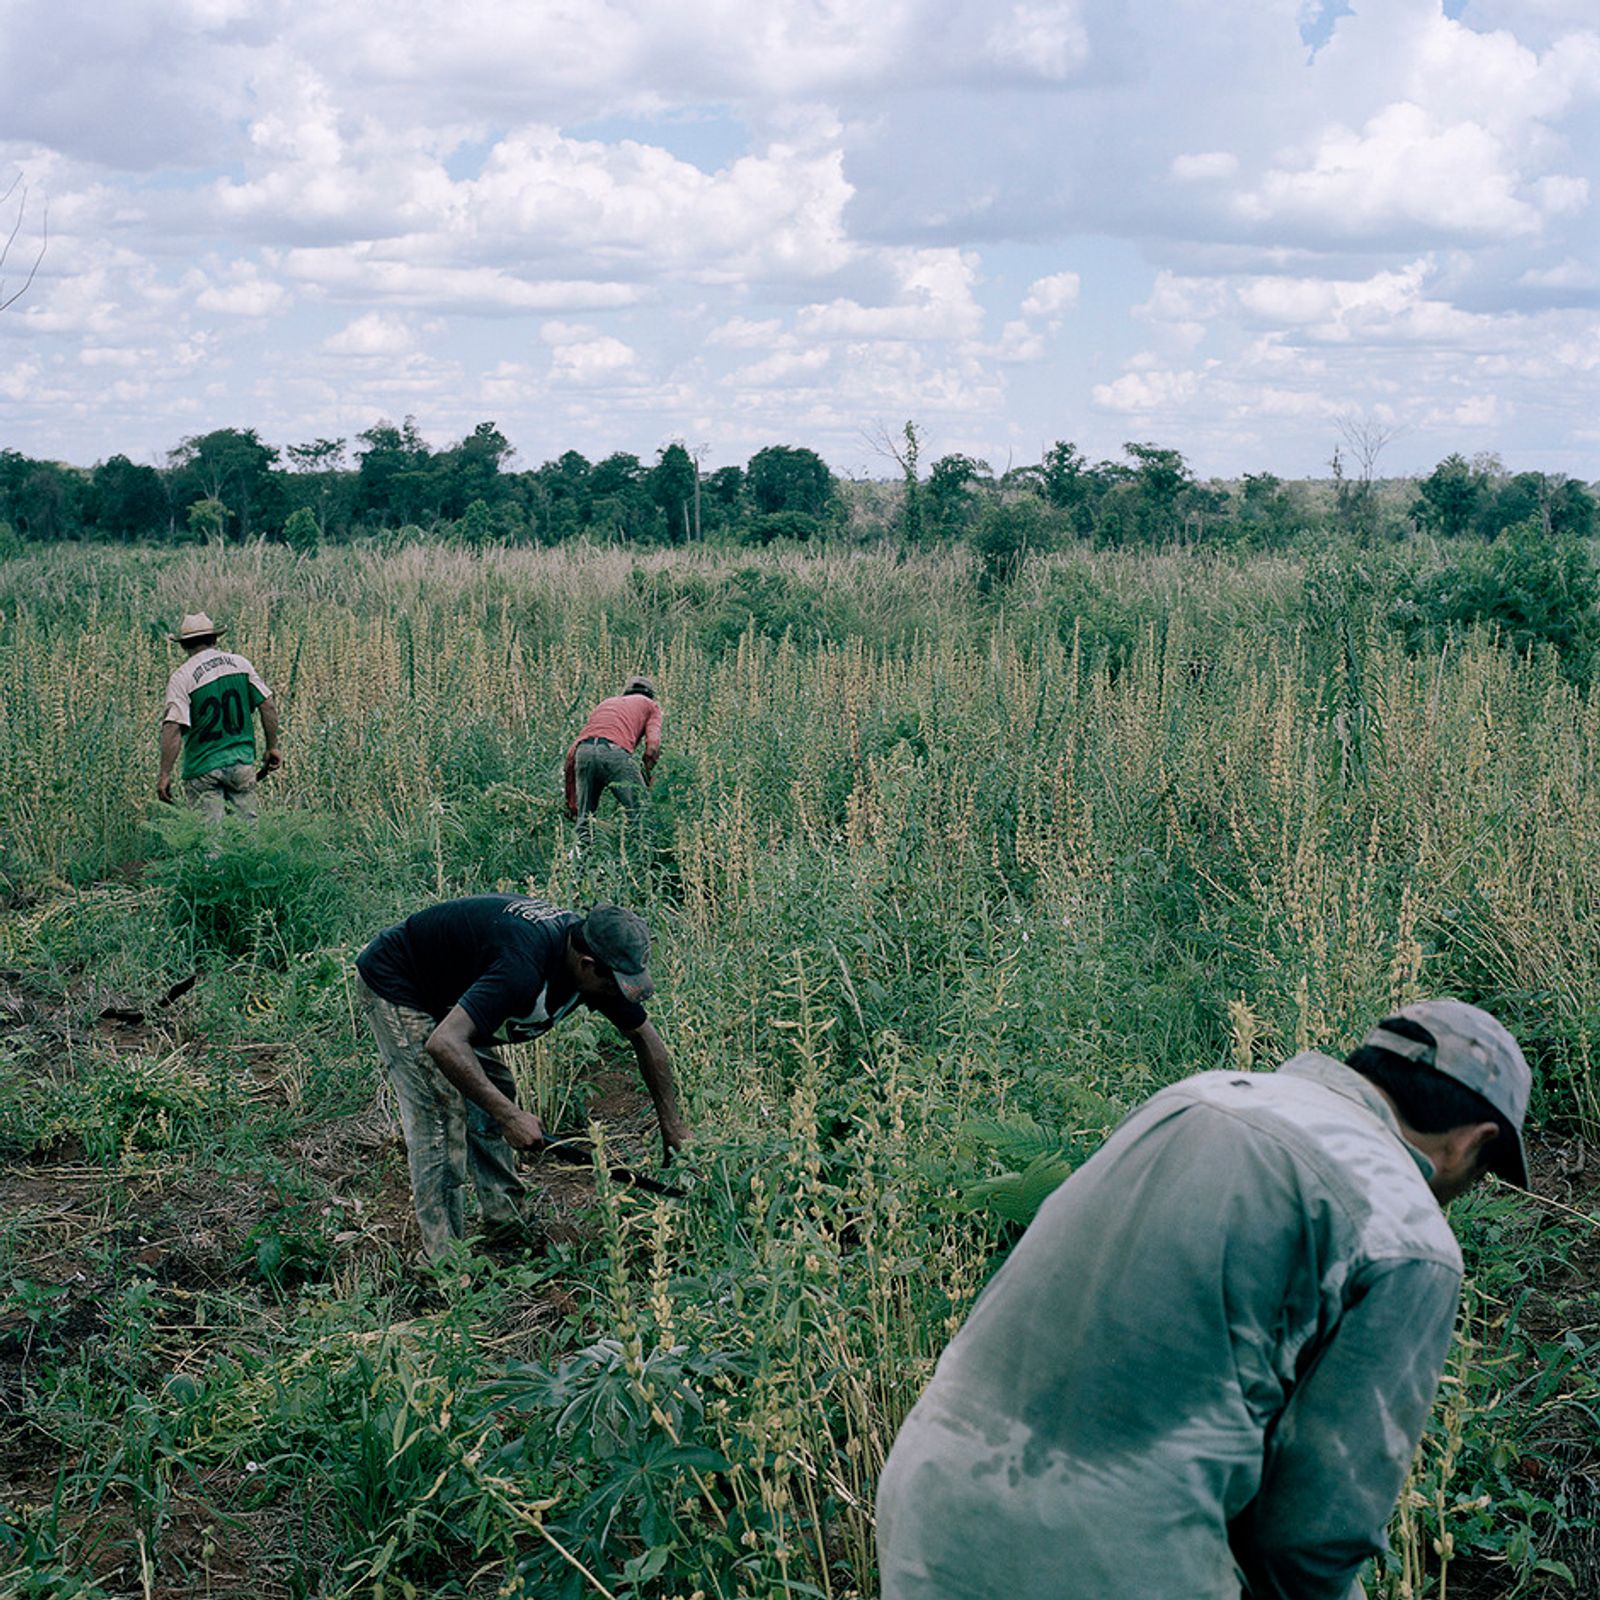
[564,676,662,828]
[877,1000,1532,1600]
[355,896,691,1259]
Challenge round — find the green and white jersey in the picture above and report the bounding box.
[162,648,271,780]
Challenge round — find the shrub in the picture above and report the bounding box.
[145,810,354,964]
[969,499,1061,590]
[281,506,320,555]
[1395,518,1600,684]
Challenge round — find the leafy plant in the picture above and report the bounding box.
[144,809,354,964]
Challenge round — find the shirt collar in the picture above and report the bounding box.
[1277,1050,1438,1183]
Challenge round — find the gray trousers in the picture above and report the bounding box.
[356,976,526,1258]
[184,761,259,823]
[573,739,646,821]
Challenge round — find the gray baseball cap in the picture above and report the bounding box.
[1362,999,1531,1186]
[582,904,654,1003]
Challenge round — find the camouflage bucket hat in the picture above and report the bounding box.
[582,904,653,1003]
[1362,999,1531,1187]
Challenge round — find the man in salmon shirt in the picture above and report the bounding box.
[564,676,662,831]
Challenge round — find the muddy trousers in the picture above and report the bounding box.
[183,761,259,823]
[356,976,527,1259]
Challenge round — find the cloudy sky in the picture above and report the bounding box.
[3,0,1599,481]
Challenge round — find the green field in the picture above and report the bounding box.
[1,540,1597,1598]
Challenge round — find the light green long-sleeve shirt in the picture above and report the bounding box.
[877,1054,1463,1600]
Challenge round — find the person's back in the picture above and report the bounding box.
[157,612,281,821]
[165,645,270,780]
[575,693,659,753]
[565,678,662,824]
[877,1053,1464,1600]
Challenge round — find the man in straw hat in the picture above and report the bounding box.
[355,895,691,1259]
[877,999,1532,1600]
[157,611,282,821]
[564,675,662,832]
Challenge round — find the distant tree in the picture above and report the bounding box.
[454,497,495,549]
[523,450,593,544]
[1412,452,1488,539]
[186,497,228,543]
[437,421,513,518]
[90,454,167,540]
[169,428,280,541]
[970,498,1059,591]
[705,465,743,502]
[1040,441,1088,510]
[356,417,436,527]
[1234,472,1301,549]
[927,454,990,537]
[1332,414,1401,543]
[282,505,320,555]
[650,442,698,544]
[284,436,349,540]
[588,453,658,541]
[1478,472,1597,542]
[899,421,923,544]
[747,445,835,519]
[1123,442,1192,543]
[741,509,825,546]
[0,452,87,542]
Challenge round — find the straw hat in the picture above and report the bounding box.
[170,612,220,644]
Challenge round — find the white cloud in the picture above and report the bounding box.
[1092,367,1205,412]
[8,1,1600,476]
[1425,393,1507,428]
[324,312,415,355]
[549,333,640,385]
[191,265,290,317]
[1237,102,1541,239]
[278,247,642,312]
[1021,271,1081,319]
[728,347,832,385]
[797,249,983,340]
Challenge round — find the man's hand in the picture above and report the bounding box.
[660,1120,692,1163]
[262,746,283,774]
[156,774,174,804]
[500,1106,546,1152]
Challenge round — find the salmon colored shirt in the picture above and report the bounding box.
[564,694,663,815]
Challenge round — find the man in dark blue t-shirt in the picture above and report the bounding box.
[355,896,691,1258]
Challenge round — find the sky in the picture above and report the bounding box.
[2,0,1599,482]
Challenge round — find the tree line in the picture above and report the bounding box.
[1,418,1594,563]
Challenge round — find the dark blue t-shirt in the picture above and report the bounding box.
[356,895,646,1042]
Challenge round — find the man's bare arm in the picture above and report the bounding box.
[157,720,183,803]
[258,697,282,771]
[621,1018,691,1158]
[426,1006,544,1150]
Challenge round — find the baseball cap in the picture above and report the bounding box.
[623,675,657,699]
[1361,999,1531,1186]
[582,904,654,1003]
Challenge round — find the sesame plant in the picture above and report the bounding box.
[0,538,1596,1596]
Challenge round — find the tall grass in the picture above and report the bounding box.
[1,539,1597,1596]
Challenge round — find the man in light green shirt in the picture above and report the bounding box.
[877,1000,1531,1600]
[157,611,282,822]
